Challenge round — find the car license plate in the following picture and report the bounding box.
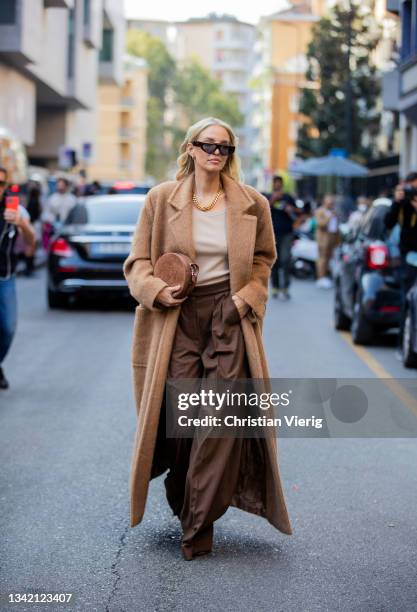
[91,242,131,255]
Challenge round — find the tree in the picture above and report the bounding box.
[174,59,243,127]
[169,59,243,159]
[127,32,244,180]
[127,30,176,180]
[297,0,381,162]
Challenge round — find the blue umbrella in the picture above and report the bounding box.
[296,155,369,177]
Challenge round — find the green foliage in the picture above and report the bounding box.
[297,0,381,162]
[127,30,243,180]
[127,30,176,101]
[127,30,176,179]
[174,60,243,127]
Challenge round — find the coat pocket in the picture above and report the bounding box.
[132,304,152,366]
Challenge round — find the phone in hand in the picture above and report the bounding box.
[5,195,19,211]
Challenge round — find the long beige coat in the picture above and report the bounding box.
[123,172,293,535]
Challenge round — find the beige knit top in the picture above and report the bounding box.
[192,207,230,286]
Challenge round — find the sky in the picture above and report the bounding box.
[124,0,290,25]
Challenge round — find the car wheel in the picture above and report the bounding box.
[351,292,373,345]
[48,289,69,309]
[334,284,351,331]
[402,309,417,368]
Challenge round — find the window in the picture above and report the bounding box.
[289,93,299,113]
[289,121,299,141]
[67,9,75,78]
[100,27,114,62]
[0,0,16,25]
[401,0,414,60]
[83,0,91,26]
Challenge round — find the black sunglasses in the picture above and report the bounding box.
[192,141,235,156]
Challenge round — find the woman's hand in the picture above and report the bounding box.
[232,294,250,319]
[4,207,21,226]
[155,285,187,308]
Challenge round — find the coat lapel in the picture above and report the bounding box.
[222,174,257,293]
[166,172,257,293]
[166,174,196,260]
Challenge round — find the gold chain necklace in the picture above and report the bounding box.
[192,188,223,211]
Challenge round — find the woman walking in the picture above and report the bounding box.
[123,117,292,560]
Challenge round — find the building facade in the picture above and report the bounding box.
[87,55,148,182]
[252,0,326,189]
[396,0,417,176]
[0,0,125,172]
[128,15,257,183]
[174,15,256,182]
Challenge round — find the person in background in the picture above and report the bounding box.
[384,172,417,350]
[269,175,297,299]
[335,193,355,223]
[85,180,102,196]
[42,177,76,225]
[0,166,36,389]
[42,178,76,250]
[346,195,371,232]
[23,181,43,276]
[74,170,88,197]
[296,201,316,237]
[315,194,340,288]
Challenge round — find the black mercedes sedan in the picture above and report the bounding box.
[47,194,145,308]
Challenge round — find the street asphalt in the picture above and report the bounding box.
[1,270,416,612]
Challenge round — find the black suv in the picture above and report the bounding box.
[333,201,402,345]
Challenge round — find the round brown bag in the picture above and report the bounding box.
[154,253,199,299]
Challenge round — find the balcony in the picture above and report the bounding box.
[119,159,133,170]
[120,96,135,108]
[212,59,250,72]
[119,127,134,140]
[99,60,117,82]
[44,0,74,7]
[0,2,32,67]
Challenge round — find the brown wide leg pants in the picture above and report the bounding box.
[155,278,251,559]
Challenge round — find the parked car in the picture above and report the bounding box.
[403,277,417,368]
[333,201,402,345]
[101,180,152,195]
[47,194,144,308]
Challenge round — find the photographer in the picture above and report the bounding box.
[385,172,417,347]
[0,167,36,390]
[269,175,297,299]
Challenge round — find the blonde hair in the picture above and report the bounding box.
[176,117,242,182]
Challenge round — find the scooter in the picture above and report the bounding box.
[291,229,318,279]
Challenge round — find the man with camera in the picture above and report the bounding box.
[0,166,36,390]
[269,175,297,299]
[385,172,417,349]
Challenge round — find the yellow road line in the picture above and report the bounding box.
[339,331,417,418]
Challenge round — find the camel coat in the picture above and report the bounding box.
[123,172,293,535]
